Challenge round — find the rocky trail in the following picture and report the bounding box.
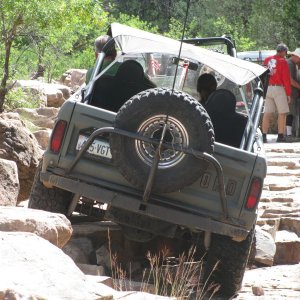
[237,135,300,299]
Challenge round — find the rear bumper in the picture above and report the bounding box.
[41,171,251,240]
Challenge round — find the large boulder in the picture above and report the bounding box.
[0,207,72,248]
[0,231,111,300]
[0,114,43,202]
[16,107,59,149]
[60,69,87,92]
[16,107,59,130]
[274,230,300,264]
[254,226,276,266]
[256,218,280,240]
[15,79,71,108]
[33,129,52,149]
[63,237,96,264]
[44,84,66,107]
[0,231,174,300]
[14,79,47,106]
[280,217,300,236]
[0,158,19,206]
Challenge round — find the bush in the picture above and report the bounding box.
[4,87,42,111]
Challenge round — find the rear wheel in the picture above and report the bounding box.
[28,161,73,215]
[204,228,255,298]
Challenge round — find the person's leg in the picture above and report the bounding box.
[262,112,272,134]
[278,113,287,135]
[262,89,275,142]
[277,113,287,142]
[273,86,290,142]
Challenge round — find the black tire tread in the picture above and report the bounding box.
[28,162,73,215]
[204,228,255,298]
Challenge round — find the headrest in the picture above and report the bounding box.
[205,89,236,114]
[115,60,144,84]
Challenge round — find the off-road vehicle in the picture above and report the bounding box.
[29,23,268,298]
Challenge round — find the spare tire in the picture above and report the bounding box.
[110,88,214,193]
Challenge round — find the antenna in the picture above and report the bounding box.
[141,0,192,205]
[172,0,192,92]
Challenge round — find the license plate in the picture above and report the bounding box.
[76,135,112,159]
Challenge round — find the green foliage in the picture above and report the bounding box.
[4,88,42,111]
[237,37,256,52]
[212,17,256,51]
[9,47,39,79]
[164,18,185,39]
[0,0,109,110]
[104,0,176,32]
[250,0,300,49]
[0,0,299,111]
[68,49,95,71]
[106,0,299,51]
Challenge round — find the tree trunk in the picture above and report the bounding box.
[0,14,22,112]
[0,87,7,113]
[0,41,11,112]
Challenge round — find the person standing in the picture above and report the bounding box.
[286,48,300,138]
[262,43,291,143]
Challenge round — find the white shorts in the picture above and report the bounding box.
[264,85,289,114]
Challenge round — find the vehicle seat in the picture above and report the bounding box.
[91,60,156,112]
[90,75,115,110]
[205,89,248,148]
[110,60,155,112]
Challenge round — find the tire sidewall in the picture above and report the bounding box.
[110,88,214,193]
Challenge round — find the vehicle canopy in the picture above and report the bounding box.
[110,23,267,86]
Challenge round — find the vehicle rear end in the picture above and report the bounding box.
[30,25,269,298]
[41,87,266,241]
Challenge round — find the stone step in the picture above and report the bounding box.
[263,175,300,191]
[266,166,300,176]
[266,157,300,168]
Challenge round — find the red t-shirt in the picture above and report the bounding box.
[263,54,291,96]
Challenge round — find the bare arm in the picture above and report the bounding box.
[290,77,300,90]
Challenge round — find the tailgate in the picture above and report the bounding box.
[44,100,266,230]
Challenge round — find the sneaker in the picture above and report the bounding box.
[276,136,287,143]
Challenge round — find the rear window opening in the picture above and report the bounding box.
[88,52,254,112]
[85,52,260,150]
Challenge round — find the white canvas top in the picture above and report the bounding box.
[111,23,267,86]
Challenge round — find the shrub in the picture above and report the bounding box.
[4,87,42,111]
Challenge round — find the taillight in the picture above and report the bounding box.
[245,177,262,209]
[50,120,67,153]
